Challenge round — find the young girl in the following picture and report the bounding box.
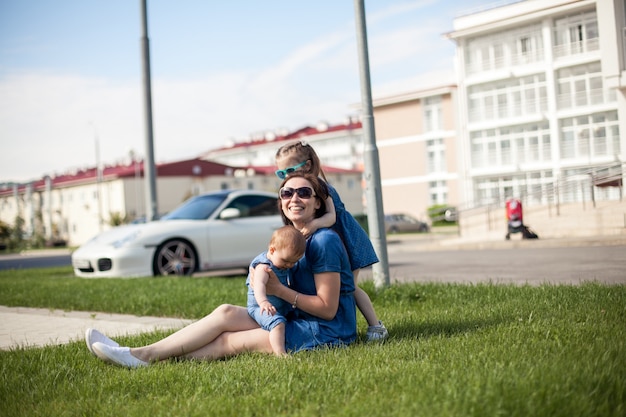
[274,140,388,341]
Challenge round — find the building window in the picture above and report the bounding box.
[423,96,442,131]
[428,181,447,206]
[426,138,446,173]
[465,24,543,74]
[467,74,547,123]
[559,111,620,161]
[556,62,614,109]
[471,123,551,169]
[553,10,599,58]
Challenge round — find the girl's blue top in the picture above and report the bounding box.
[327,182,379,270]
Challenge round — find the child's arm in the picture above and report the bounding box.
[300,196,336,238]
[252,264,277,315]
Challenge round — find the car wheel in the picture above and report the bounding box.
[153,239,197,276]
[388,226,398,234]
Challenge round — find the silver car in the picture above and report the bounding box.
[72,189,283,278]
[384,213,429,234]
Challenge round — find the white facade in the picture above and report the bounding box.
[0,159,364,247]
[447,0,625,207]
[202,120,366,171]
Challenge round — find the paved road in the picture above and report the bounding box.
[360,234,626,286]
[0,250,72,270]
[364,245,626,285]
[1,235,625,286]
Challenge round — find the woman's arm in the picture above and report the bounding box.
[265,269,340,321]
[299,196,336,238]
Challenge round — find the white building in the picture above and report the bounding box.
[446,0,625,207]
[0,157,363,247]
[202,118,365,171]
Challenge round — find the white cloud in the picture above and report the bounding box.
[0,72,143,181]
[0,0,475,183]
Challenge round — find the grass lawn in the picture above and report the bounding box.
[0,267,624,417]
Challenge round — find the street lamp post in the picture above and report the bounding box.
[140,0,159,221]
[91,122,104,232]
[353,0,390,288]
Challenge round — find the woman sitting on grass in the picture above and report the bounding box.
[86,173,357,367]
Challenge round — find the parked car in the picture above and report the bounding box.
[72,189,283,278]
[384,213,429,234]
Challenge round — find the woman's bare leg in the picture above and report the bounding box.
[184,327,274,361]
[131,304,260,362]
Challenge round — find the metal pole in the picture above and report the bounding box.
[353,0,389,288]
[95,132,104,231]
[140,0,158,221]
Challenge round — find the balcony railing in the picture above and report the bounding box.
[553,38,599,59]
[556,88,617,109]
[471,143,552,168]
[466,50,543,75]
[468,97,547,123]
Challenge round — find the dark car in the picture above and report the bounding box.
[384,213,429,234]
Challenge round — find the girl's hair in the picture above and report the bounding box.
[275,140,327,182]
[270,225,306,257]
[278,172,329,226]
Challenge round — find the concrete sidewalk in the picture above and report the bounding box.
[0,305,192,351]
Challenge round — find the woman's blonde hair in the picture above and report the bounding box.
[275,140,327,182]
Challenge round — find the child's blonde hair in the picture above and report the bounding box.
[270,225,307,257]
[275,140,327,182]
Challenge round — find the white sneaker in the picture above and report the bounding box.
[85,328,119,356]
[92,342,149,368]
[366,321,389,342]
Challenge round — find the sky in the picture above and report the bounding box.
[0,0,491,183]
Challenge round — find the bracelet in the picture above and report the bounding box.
[292,293,299,309]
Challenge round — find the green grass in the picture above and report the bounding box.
[0,267,625,417]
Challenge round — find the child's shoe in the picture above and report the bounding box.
[366,321,388,342]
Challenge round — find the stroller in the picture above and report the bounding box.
[505,199,538,240]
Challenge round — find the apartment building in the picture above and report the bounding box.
[0,156,364,247]
[202,119,367,211]
[372,85,460,221]
[202,118,365,171]
[445,0,625,208]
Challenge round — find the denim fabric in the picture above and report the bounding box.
[327,183,379,270]
[284,229,357,353]
[246,253,291,332]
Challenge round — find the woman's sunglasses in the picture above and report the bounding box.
[279,186,316,200]
[275,161,307,179]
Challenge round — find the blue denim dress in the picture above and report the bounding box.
[246,253,290,331]
[327,183,379,271]
[284,228,357,352]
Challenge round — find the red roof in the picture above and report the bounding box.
[1,121,363,197]
[0,158,247,197]
[210,121,362,152]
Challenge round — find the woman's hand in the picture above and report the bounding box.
[263,266,284,296]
